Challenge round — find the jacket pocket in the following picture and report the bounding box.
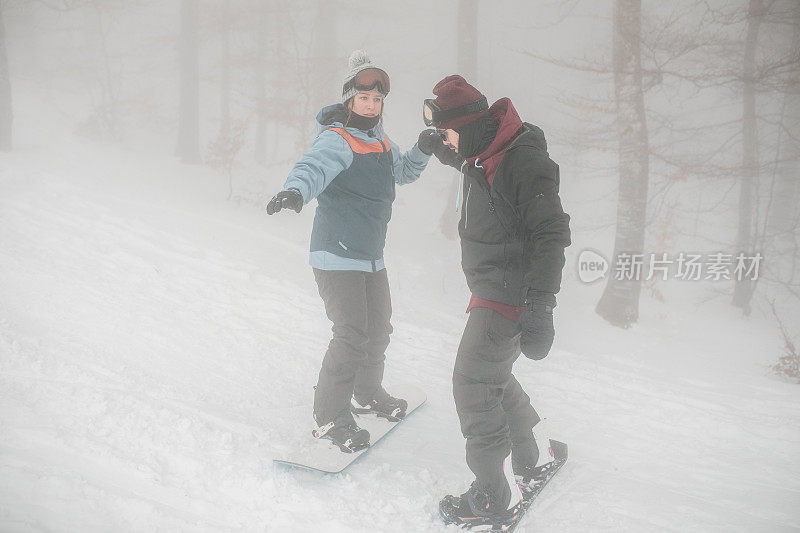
[486,308,522,345]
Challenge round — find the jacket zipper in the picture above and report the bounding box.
[377,137,387,159]
[377,137,394,180]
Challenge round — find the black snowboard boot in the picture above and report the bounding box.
[439,452,523,528]
[512,432,556,498]
[352,388,408,421]
[514,460,557,484]
[312,419,370,453]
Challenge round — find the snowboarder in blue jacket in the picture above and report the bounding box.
[267,51,437,452]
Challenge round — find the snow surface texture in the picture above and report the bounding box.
[2,102,800,533]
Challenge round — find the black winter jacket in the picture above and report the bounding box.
[458,123,571,306]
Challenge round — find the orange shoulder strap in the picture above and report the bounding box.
[329,127,390,155]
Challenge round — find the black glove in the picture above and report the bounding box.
[519,291,556,360]
[432,141,463,170]
[266,188,303,215]
[417,129,443,156]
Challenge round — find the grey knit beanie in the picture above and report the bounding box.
[341,50,389,103]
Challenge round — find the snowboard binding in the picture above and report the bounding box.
[351,405,404,422]
[350,394,408,422]
[439,440,569,532]
[439,493,522,531]
[312,421,370,453]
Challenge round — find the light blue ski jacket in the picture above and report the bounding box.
[284,104,430,272]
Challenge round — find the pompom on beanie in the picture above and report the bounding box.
[342,50,389,103]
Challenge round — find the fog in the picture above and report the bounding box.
[1,1,799,531]
[5,1,798,319]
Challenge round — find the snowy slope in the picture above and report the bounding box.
[2,122,800,532]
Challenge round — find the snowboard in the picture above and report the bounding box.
[272,383,426,474]
[440,439,568,532]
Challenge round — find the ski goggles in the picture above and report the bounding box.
[343,67,391,96]
[422,97,489,128]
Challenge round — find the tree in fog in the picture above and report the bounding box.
[253,2,270,165]
[753,0,800,302]
[671,0,800,311]
[251,1,293,165]
[520,1,651,327]
[205,0,246,199]
[457,0,478,79]
[732,0,765,312]
[217,0,231,135]
[629,1,799,312]
[305,1,338,131]
[176,0,200,164]
[0,0,12,151]
[766,1,800,241]
[595,0,650,328]
[527,0,799,321]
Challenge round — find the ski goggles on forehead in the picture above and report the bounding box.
[344,67,390,96]
[422,97,489,128]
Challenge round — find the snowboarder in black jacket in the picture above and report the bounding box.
[417,75,571,527]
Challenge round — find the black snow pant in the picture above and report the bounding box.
[312,268,393,426]
[454,307,541,495]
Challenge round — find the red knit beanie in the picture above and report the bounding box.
[431,75,488,130]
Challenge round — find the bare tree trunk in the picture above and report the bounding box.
[440,0,479,240]
[254,3,268,165]
[95,7,119,140]
[176,0,200,164]
[596,0,650,328]
[219,0,230,135]
[767,1,799,239]
[309,1,338,119]
[0,0,12,151]
[457,0,478,80]
[732,0,764,314]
